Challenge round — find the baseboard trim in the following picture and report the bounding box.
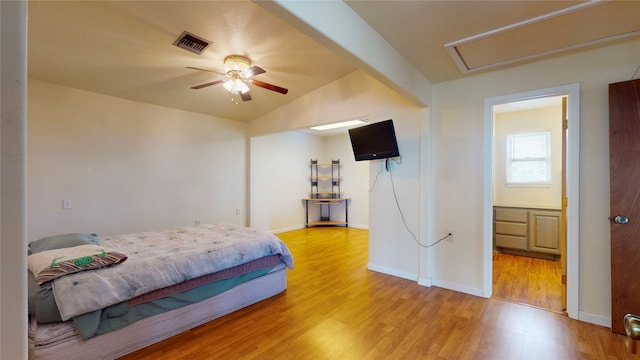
[272,224,368,234]
[579,311,611,328]
[367,263,417,281]
[367,267,484,298]
[272,225,305,234]
[431,279,484,298]
[417,277,432,287]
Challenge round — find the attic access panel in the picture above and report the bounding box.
[446,1,640,73]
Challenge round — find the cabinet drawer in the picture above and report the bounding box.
[494,208,528,223]
[495,221,527,236]
[495,234,528,250]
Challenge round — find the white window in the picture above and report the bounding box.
[506,131,551,186]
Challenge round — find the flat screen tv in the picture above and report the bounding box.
[348,119,400,161]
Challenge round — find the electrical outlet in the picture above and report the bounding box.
[446,232,453,242]
[195,220,200,225]
[236,208,240,216]
[63,199,72,209]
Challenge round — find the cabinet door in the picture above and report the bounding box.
[528,210,561,254]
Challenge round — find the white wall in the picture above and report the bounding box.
[28,79,249,240]
[324,133,369,229]
[250,131,324,232]
[250,130,370,232]
[250,71,427,280]
[431,39,640,322]
[493,105,562,209]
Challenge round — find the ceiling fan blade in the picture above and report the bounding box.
[190,79,225,89]
[252,79,288,95]
[186,66,225,76]
[241,92,252,101]
[248,66,266,76]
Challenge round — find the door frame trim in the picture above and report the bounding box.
[483,83,580,320]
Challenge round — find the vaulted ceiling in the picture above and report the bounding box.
[27,1,640,122]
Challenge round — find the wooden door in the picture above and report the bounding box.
[610,78,640,334]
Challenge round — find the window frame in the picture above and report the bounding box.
[506,131,552,187]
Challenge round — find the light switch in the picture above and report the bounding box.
[63,199,72,209]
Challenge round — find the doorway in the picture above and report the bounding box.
[491,95,564,312]
[483,84,580,320]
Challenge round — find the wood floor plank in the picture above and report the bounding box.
[120,227,636,359]
[492,252,563,312]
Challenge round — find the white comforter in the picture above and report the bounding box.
[52,224,293,321]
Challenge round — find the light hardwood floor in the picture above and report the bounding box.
[121,227,636,359]
[492,252,563,313]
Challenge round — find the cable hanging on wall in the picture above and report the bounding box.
[378,159,452,248]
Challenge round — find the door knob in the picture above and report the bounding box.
[615,215,630,224]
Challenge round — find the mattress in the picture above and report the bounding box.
[29,266,287,360]
[27,224,293,359]
[72,257,282,339]
[43,224,293,321]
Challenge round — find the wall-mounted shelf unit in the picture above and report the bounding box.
[304,159,349,227]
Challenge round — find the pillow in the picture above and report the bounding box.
[28,244,127,285]
[29,233,99,254]
[27,270,63,323]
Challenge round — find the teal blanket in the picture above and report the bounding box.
[73,267,273,339]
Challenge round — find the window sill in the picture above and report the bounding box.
[506,182,552,188]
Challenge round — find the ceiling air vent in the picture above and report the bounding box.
[173,31,211,55]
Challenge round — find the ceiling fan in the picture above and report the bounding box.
[188,55,288,102]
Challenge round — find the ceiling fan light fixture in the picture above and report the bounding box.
[189,54,288,99]
[241,68,254,78]
[223,77,250,94]
[223,55,251,74]
[222,55,252,96]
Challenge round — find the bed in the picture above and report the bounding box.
[27,223,293,360]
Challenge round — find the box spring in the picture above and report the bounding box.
[28,267,287,360]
